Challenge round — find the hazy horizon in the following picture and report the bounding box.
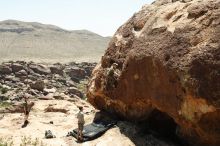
[0,19,112,37]
[0,0,154,37]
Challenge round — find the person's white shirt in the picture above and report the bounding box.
[77,111,85,124]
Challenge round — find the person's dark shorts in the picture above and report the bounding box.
[25,111,29,116]
[78,122,84,131]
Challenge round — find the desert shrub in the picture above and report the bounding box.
[76,79,88,99]
[0,102,11,108]
[20,136,46,146]
[0,137,13,146]
[0,88,8,94]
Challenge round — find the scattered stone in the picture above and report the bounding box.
[4,75,15,81]
[27,74,38,81]
[45,130,56,139]
[15,69,27,77]
[11,63,23,72]
[10,96,21,101]
[30,80,45,91]
[44,106,69,113]
[29,64,51,75]
[43,88,56,94]
[2,85,11,90]
[0,65,12,74]
[28,89,38,96]
[0,94,8,101]
[56,78,66,84]
[67,87,83,98]
[53,92,66,100]
[50,65,64,76]
[38,96,54,100]
[70,77,80,83]
[66,67,86,80]
[70,95,81,99]
[84,66,94,77]
[66,80,76,87]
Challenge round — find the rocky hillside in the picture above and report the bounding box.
[0,61,96,102]
[87,0,220,146]
[0,20,110,63]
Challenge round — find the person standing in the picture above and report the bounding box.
[22,95,30,128]
[76,106,85,142]
[22,95,34,128]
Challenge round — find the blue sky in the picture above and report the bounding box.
[0,0,154,36]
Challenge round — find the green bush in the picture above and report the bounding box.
[0,102,11,108]
[0,88,8,94]
[76,79,89,99]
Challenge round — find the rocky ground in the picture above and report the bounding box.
[0,99,180,146]
[0,61,181,146]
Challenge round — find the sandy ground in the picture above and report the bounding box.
[0,99,136,146]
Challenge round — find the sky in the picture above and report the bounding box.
[0,0,154,36]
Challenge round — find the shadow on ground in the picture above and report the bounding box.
[95,110,189,146]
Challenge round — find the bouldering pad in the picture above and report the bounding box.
[67,121,116,142]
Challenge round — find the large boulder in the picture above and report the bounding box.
[4,75,19,83]
[67,87,83,98]
[87,0,220,145]
[30,80,45,91]
[78,62,97,77]
[11,63,23,73]
[0,65,12,74]
[65,67,86,79]
[15,70,28,77]
[84,65,97,77]
[50,64,64,75]
[29,64,51,75]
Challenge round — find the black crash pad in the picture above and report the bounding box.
[67,121,116,142]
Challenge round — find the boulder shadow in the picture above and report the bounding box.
[117,109,189,146]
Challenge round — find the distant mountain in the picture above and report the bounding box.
[0,20,110,63]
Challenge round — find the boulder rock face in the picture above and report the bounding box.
[87,0,220,145]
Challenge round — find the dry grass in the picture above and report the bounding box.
[0,136,48,146]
